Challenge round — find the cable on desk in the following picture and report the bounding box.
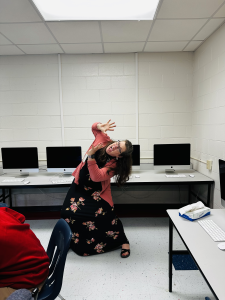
[178,184,181,204]
[37,188,68,200]
[194,186,202,203]
[111,189,125,198]
[118,184,197,204]
[179,184,202,205]
[112,185,163,200]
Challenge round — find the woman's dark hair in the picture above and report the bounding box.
[97,140,133,187]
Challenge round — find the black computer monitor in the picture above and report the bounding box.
[1,147,39,175]
[219,159,225,208]
[154,144,191,172]
[46,146,82,174]
[132,145,140,170]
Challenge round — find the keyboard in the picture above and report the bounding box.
[2,179,24,182]
[165,175,186,178]
[51,179,73,184]
[198,219,225,242]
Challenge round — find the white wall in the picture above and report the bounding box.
[61,53,136,156]
[0,51,194,206]
[0,52,193,162]
[192,22,225,208]
[138,52,193,161]
[0,55,61,161]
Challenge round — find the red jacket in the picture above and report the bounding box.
[0,207,49,289]
[72,122,117,207]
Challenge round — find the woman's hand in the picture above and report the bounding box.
[97,120,116,134]
[87,143,103,156]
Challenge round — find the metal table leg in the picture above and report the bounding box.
[9,188,12,208]
[0,188,5,203]
[188,183,191,204]
[169,218,173,292]
[207,183,211,207]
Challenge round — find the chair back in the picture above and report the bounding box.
[6,289,32,300]
[37,219,72,300]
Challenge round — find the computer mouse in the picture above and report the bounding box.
[189,174,195,177]
[135,175,140,178]
[23,181,30,184]
[218,242,225,250]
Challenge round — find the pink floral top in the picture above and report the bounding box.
[72,122,117,207]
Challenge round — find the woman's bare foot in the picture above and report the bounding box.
[121,243,130,257]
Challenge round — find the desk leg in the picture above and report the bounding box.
[207,184,211,207]
[2,188,6,203]
[188,184,191,204]
[169,218,173,292]
[9,188,12,208]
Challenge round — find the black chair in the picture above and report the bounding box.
[37,218,72,300]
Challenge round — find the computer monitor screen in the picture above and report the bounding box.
[132,145,140,170]
[46,146,82,174]
[154,144,191,171]
[219,159,225,208]
[1,147,39,174]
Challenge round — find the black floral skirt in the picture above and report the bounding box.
[61,181,129,256]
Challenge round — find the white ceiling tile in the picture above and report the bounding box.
[193,18,225,40]
[0,34,12,45]
[214,3,225,17]
[0,0,42,22]
[0,45,24,55]
[145,42,188,52]
[183,41,203,51]
[149,19,207,41]
[0,0,224,55]
[18,44,64,54]
[157,0,224,18]
[47,22,101,43]
[61,44,103,54]
[0,23,56,44]
[101,21,152,42]
[104,42,144,53]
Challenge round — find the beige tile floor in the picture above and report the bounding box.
[28,218,216,300]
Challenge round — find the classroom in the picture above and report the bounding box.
[0,1,225,299]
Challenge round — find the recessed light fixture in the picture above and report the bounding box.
[32,0,160,21]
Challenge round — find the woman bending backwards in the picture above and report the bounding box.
[61,120,133,258]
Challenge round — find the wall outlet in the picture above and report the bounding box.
[206,159,213,170]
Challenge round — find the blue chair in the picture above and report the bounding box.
[37,219,72,300]
[6,289,32,300]
[205,298,211,300]
[0,203,8,207]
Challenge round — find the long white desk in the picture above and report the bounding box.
[167,209,225,300]
[125,169,213,184]
[0,170,214,208]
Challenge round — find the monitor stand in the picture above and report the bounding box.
[165,169,175,173]
[132,166,140,171]
[18,172,29,176]
[62,172,73,176]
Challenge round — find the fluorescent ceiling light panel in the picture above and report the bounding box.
[32,0,160,20]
